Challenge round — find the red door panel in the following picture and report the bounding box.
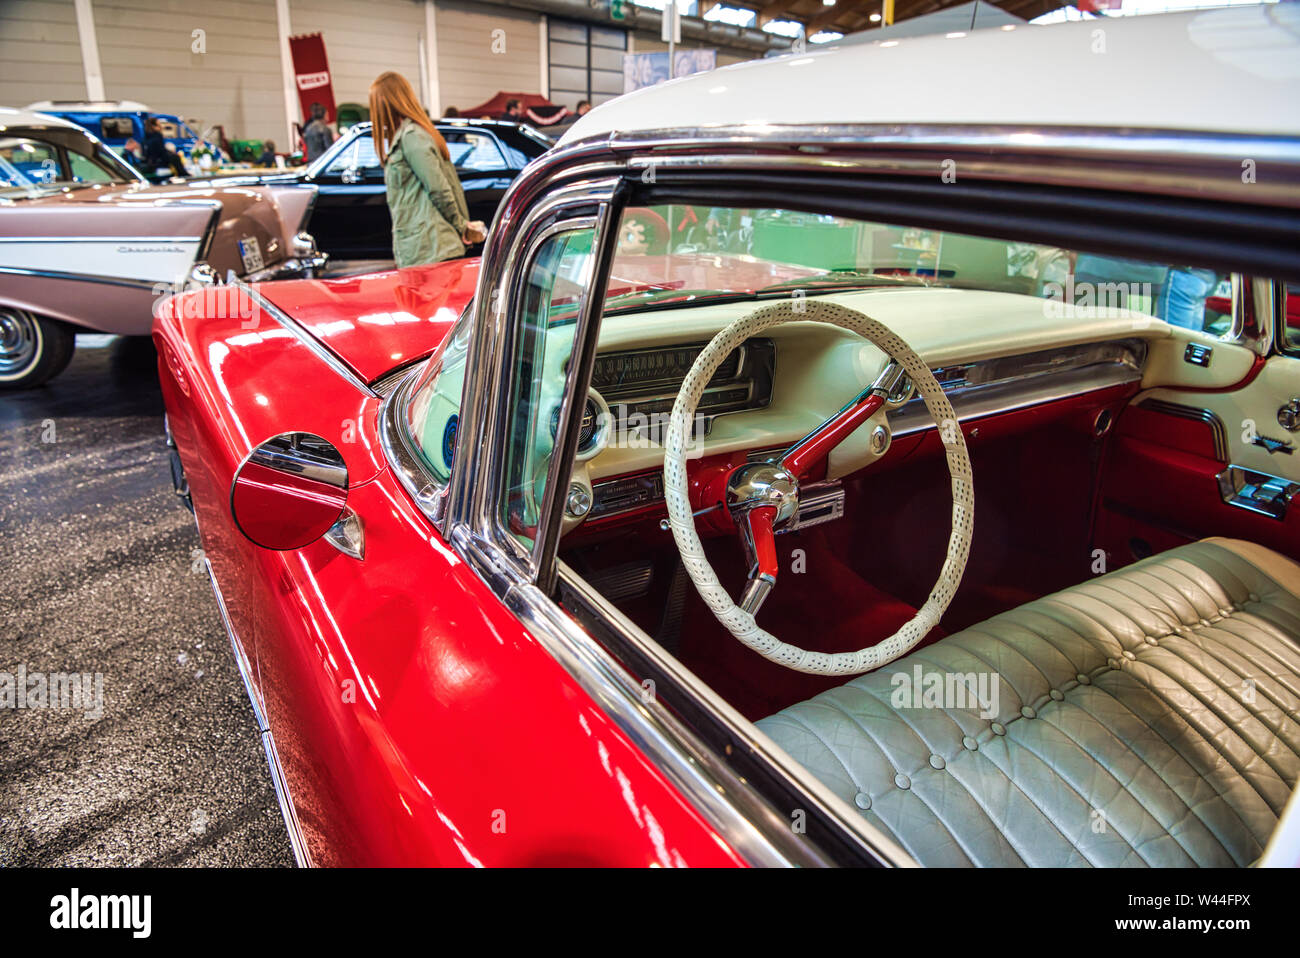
[1096,405,1300,567]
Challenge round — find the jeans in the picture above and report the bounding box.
[1155,268,1219,330]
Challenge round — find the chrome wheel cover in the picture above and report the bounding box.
[0,309,42,378]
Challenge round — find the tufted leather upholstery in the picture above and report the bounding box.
[756,538,1300,866]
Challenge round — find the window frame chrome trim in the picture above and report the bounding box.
[530,210,615,587]
[380,371,450,526]
[593,123,1300,209]
[445,174,624,554]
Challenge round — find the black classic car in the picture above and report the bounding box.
[203,119,552,261]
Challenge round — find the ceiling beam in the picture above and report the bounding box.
[756,0,801,26]
[808,0,877,32]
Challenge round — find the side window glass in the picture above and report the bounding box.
[100,116,134,139]
[67,149,114,183]
[1065,254,1225,333]
[445,131,508,173]
[500,229,595,547]
[354,135,381,173]
[0,137,59,183]
[324,140,360,175]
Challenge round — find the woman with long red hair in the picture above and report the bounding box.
[369,71,486,266]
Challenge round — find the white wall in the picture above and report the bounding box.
[290,0,424,111]
[434,0,542,115]
[93,0,283,140]
[0,0,754,143]
[0,0,86,107]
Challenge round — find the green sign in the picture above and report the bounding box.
[611,0,627,21]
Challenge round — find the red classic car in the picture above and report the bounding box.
[156,9,1300,867]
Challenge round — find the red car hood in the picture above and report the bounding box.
[251,252,825,386]
[253,259,481,383]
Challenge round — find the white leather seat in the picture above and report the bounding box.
[756,538,1300,866]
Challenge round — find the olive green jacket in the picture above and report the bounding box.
[384,120,470,267]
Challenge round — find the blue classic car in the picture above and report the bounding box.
[25,99,219,177]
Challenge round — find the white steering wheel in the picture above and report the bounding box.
[662,300,974,675]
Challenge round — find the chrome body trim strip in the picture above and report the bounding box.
[1136,398,1230,461]
[233,279,376,398]
[0,235,207,243]
[0,265,163,291]
[203,557,312,867]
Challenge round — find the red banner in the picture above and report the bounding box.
[288,32,336,124]
[1075,0,1123,11]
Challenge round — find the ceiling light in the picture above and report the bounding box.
[869,12,882,22]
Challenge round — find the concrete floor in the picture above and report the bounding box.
[0,335,293,867]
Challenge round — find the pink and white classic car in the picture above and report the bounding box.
[0,108,325,388]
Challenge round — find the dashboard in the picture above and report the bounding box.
[562,286,1170,527]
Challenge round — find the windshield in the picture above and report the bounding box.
[598,205,1233,333]
[402,201,1234,511]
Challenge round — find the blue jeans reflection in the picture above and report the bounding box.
[1155,268,1219,330]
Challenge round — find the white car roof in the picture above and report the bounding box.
[562,7,1300,144]
[24,100,151,112]
[0,107,90,132]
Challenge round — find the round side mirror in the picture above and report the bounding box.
[231,432,348,550]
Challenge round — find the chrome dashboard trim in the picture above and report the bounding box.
[889,340,1147,437]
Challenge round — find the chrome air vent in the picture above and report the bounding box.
[550,389,610,460]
